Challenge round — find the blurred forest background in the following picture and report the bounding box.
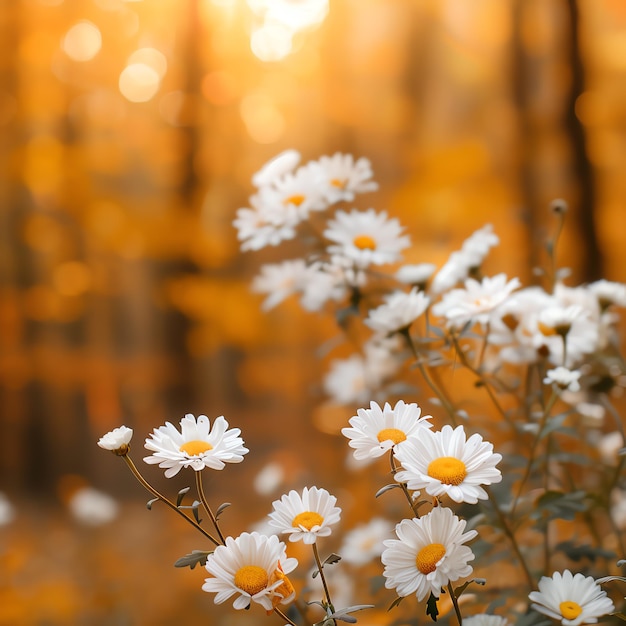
[1,0,626,624]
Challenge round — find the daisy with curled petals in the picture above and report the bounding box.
[143,413,248,478]
[97,425,133,455]
[341,400,432,464]
[528,570,614,626]
[393,424,502,504]
[203,531,297,612]
[381,506,477,601]
[324,208,411,269]
[268,486,341,544]
[364,288,430,335]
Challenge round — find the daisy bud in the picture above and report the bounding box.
[97,426,133,456]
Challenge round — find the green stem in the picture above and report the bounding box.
[390,450,420,518]
[486,486,535,592]
[195,470,226,544]
[312,542,335,620]
[122,454,221,546]
[447,581,463,626]
[511,390,558,517]
[274,607,299,626]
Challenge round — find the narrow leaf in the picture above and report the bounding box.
[323,553,342,567]
[375,484,401,498]
[215,502,231,519]
[146,497,159,510]
[387,596,405,611]
[176,486,191,507]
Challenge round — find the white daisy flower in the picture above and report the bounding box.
[143,413,249,478]
[324,208,411,268]
[97,425,133,455]
[381,506,477,601]
[431,273,521,329]
[395,263,437,287]
[342,400,433,464]
[464,614,510,626]
[68,487,118,526]
[315,152,378,203]
[588,279,626,310]
[298,261,350,312]
[364,288,431,334]
[528,570,615,626]
[340,517,393,566]
[393,424,502,504]
[268,486,341,544]
[544,367,582,392]
[256,161,328,220]
[323,336,402,406]
[252,259,308,311]
[252,149,301,188]
[203,531,297,611]
[538,305,586,338]
[233,199,300,251]
[460,223,499,266]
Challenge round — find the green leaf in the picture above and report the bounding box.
[375,484,401,498]
[215,502,231,519]
[426,592,439,622]
[454,578,486,598]
[531,490,587,522]
[174,550,212,569]
[387,596,405,611]
[176,486,190,507]
[323,553,342,566]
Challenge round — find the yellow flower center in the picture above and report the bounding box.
[284,194,305,207]
[234,565,268,596]
[416,542,446,574]
[292,511,324,530]
[330,178,346,188]
[427,457,467,485]
[559,601,583,620]
[377,428,407,445]
[353,234,377,250]
[537,321,557,336]
[179,440,213,456]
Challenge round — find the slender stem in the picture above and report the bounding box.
[447,581,463,626]
[390,450,420,517]
[195,470,226,544]
[400,327,458,426]
[122,454,221,546]
[274,607,299,626]
[486,486,535,591]
[511,390,558,516]
[312,542,335,618]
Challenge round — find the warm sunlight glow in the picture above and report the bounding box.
[62,21,102,62]
[118,63,160,102]
[240,92,285,143]
[127,47,168,78]
[246,0,329,61]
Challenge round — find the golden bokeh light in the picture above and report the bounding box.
[62,20,102,62]
[118,62,161,102]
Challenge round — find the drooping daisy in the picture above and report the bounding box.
[393,424,502,504]
[431,273,521,329]
[203,531,297,611]
[381,506,477,601]
[528,570,615,626]
[364,288,430,335]
[340,517,393,566]
[543,367,582,392]
[464,614,510,626]
[324,208,411,268]
[143,413,248,478]
[342,400,433,464]
[268,486,341,544]
[97,425,133,455]
[315,152,378,203]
